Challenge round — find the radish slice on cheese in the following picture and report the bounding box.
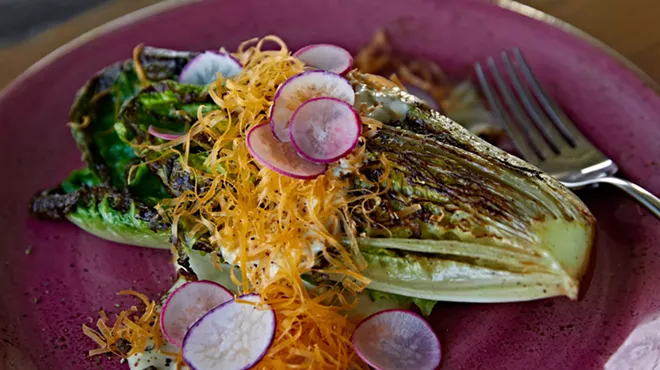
[182,294,276,370]
[269,70,355,142]
[159,280,233,347]
[289,97,361,163]
[246,123,327,179]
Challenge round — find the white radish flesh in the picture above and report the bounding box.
[270,71,355,142]
[246,123,327,179]
[182,294,275,370]
[293,44,354,75]
[159,281,233,347]
[352,309,441,370]
[289,97,361,163]
[179,51,242,85]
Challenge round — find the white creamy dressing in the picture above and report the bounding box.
[332,156,360,177]
[353,85,413,123]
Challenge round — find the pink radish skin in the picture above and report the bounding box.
[182,294,275,370]
[293,44,354,75]
[351,309,441,370]
[159,280,233,347]
[269,70,355,142]
[246,123,327,179]
[289,97,361,163]
[179,51,242,85]
[148,125,185,140]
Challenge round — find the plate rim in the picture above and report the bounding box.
[0,0,657,102]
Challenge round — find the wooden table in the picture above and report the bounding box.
[1,0,659,89]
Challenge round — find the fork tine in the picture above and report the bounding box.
[512,48,585,145]
[485,57,555,161]
[474,61,541,164]
[500,51,569,153]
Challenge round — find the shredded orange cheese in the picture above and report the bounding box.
[150,36,377,369]
[133,43,149,87]
[85,35,395,369]
[82,290,163,359]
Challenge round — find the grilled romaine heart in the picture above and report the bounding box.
[31,48,595,304]
[344,71,595,302]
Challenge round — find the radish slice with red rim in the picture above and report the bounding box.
[289,97,361,163]
[293,44,354,75]
[159,280,233,347]
[352,309,441,370]
[148,125,186,140]
[270,70,355,142]
[182,294,275,370]
[246,123,327,179]
[179,51,242,85]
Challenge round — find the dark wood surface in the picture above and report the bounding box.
[1,0,659,89]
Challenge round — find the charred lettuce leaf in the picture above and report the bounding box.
[68,47,197,189]
[115,80,211,152]
[32,183,171,248]
[114,81,219,196]
[31,47,199,248]
[68,60,141,188]
[345,71,595,302]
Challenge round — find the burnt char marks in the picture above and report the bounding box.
[30,185,169,232]
[139,46,199,82]
[147,154,198,197]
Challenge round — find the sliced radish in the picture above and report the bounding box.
[148,125,186,140]
[182,294,275,370]
[159,280,233,347]
[289,97,361,163]
[270,71,355,142]
[293,44,354,75]
[179,51,242,85]
[246,123,327,179]
[352,309,441,370]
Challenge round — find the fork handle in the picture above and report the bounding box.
[577,177,660,219]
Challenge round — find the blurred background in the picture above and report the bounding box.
[1,0,659,89]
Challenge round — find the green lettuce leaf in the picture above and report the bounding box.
[116,80,211,150]
[31,185,170,248]
[367,289,437,316]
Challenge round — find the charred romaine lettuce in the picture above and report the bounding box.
[31,47,198,248]
[115,80,210,149]
[31,179,171,248]
[346,72,594,301]
[31,47,595,305]
[68,47,197,188]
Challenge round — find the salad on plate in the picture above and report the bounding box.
[31,32,595,370]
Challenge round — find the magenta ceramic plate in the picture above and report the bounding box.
[1,0,659,369]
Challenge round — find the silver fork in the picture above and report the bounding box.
[474,48,660,219]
